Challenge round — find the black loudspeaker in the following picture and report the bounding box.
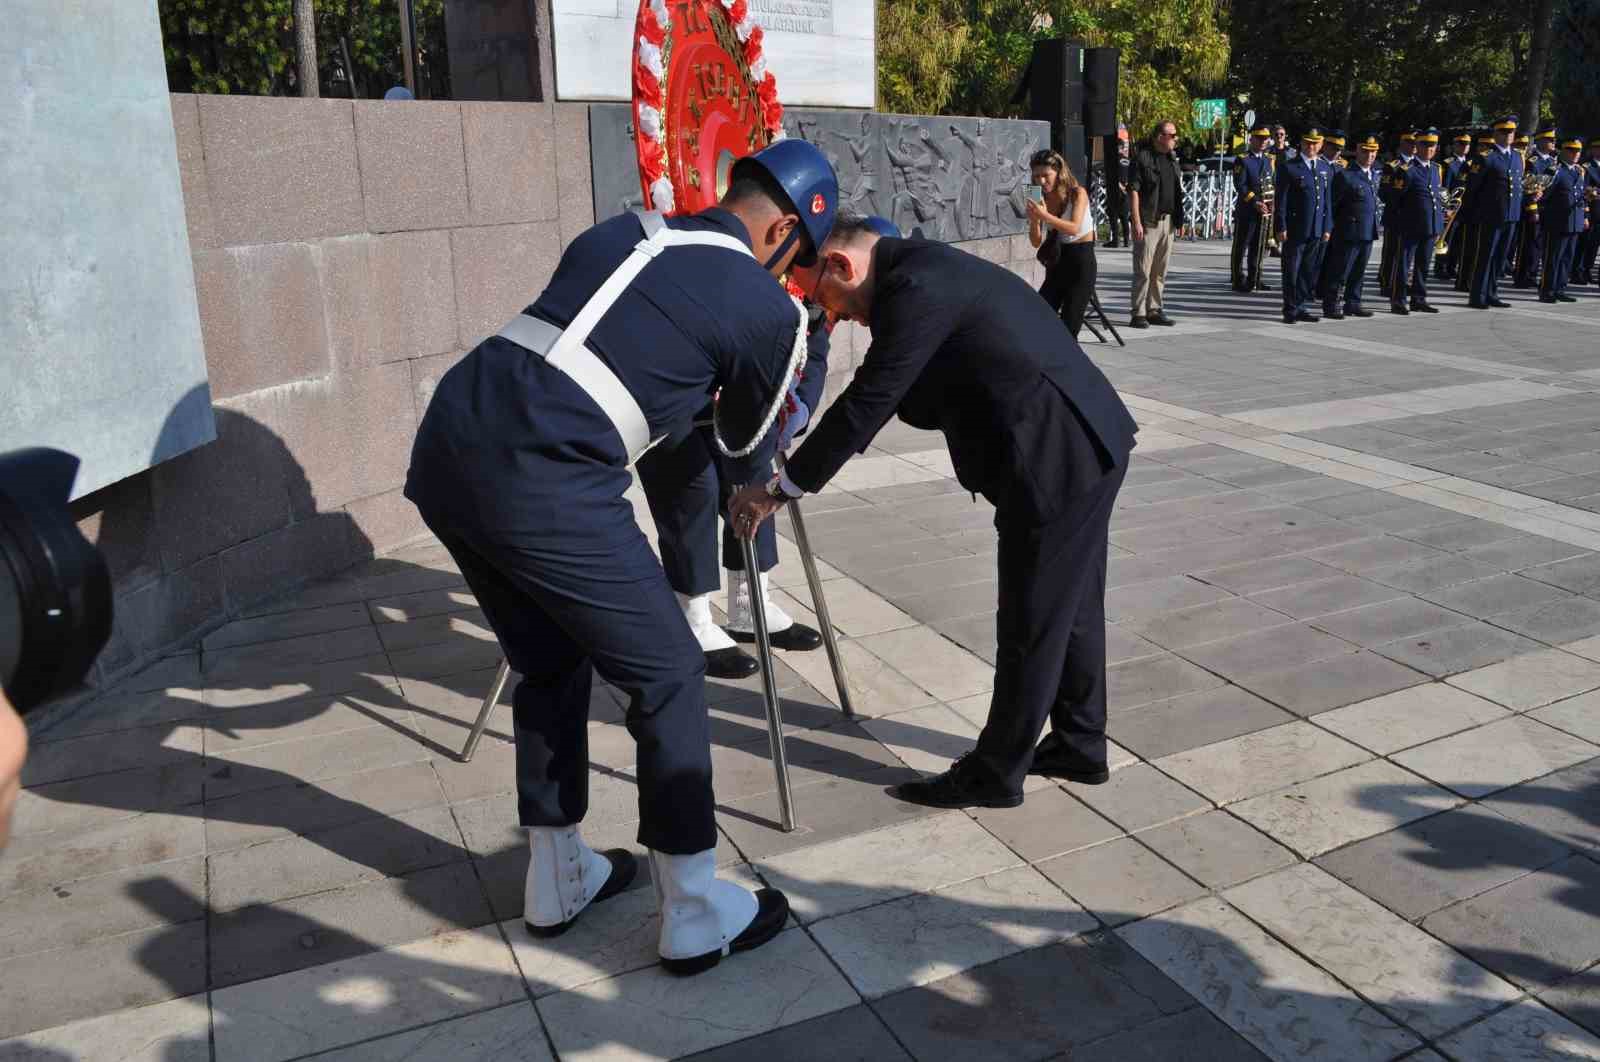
[1026,38,1084,134]
[1058,123,1087,180]
[1083,47,1119,137]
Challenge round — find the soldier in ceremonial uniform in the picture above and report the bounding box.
[405,140,839,974]
[1465,116,1525,308]
[1438,132,1473,279]
[1320,133,1382,319]
[1514,127,1560,287]
[1231,125,1275,292]
[1310,132,1347,295]
[1539,136,1592,303]
[1580,137,1600,285]
[730,216,1139,809]
[1378,130,1417,299]
[1387,128,1445,314]
[1275,127,1332,323]
[1456,132,1494,293]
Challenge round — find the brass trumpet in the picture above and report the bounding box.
[1435,187,1465,253]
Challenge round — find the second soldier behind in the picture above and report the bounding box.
[1320,133,1382,319]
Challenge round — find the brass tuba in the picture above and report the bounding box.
[1435,187,1465,253]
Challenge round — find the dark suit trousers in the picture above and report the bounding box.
[1281,237,1317,315]
[1472,222,1514,303]
[418,509,718,855]
[1320,238,1371,311]
[637,427,777,595]
[973,465,1125,792]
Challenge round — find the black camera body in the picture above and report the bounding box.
[0,449,112,714]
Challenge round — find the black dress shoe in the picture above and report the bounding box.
[1348,307,1374,318]
[1558,294,1579,303]
[1148,311,1177,326]
[1028,735,1110,785]
[1488,298,1511,308]
[704,647,759,679]
[1129,316,1150,329]
[1282,313,1298,324]
[1295,311,1321,323]
[661,888,790,976]
[1390,303,1410,315]
[1410,303,1439,313]
[1468,299,1489,309]
[729,623,823,651]
[1539,295,1559,304]
[891,754,1023,810]
[1324,309,1345,320]
[526,849,637,938]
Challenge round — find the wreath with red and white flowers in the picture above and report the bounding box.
[634,0,787,216]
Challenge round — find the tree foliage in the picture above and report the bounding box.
[877,0,1231,138]
[160,0,447,97]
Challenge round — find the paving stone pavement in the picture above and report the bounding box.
[7,243,1600,1061]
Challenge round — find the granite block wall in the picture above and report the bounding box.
[67,94,1044,692]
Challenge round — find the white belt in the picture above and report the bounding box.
[494,211,755,463]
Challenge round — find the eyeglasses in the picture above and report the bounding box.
[1157,130,1178,139]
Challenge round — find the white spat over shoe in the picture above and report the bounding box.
[649,848,789,975]
[524,826,637,937]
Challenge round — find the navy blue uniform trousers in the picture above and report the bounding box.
[637,427,778,595]
[975,464,1125,793]
[1281,237,1320,316]
[1471,222,1515,304]
[1320,239,1372,312]
[1392,236,1436,306]
[418,497,717,855]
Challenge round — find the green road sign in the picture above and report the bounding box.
[1192,98,1226,131]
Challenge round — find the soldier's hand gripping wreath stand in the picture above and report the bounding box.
[732,217,1139,810]
[405,132,839,974]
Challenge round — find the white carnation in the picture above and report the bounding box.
[637,39,664,81]
[651,176,676,213]
[751,55,767,80]
[736,16,753,42]
[771,126,787,141]
[638,105,663,142]
[651,0,670,28]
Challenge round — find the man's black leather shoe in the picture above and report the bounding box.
[891,754,1023,810]
[1539,295,1559,304]
[1410,303,1439,313]
[1348,307,1374,317]
[704,647,759,679]
[1468,299,1488,308]
[1390,303,1410,315]
[1148,311,1177,326]
[1558,294,1579,303]
[1488,298,1511,307]
[1324,309,1345,320]
[1282,313,1298,324]
[1295,311,1321,322]
[729,623,823,651]
[1028,737,1110,785]
[1129,316,1150,329]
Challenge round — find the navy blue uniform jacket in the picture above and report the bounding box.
[406,208,798,535]
[1275,153,1330,242]
[1389,159,1445,238]
[1234,154,1273,221]
[785,239,1138,526]
[1542,163,1589,235]
[1331,165,1381,242]
[1467,148,1526,225]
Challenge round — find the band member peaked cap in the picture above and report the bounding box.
[1416,127,1440,144]
[1494,115,1519,131]
[1302,127,1324,143]
[1477,131,1494,144]
[1326,130,1346,146]
[1454,131,1473,143]
[730,139,839,268]
[1515,134,1530,147]
[1397,128,1416,141]
[863,215,902,239]
[1251,125,1271,137]
[1563,136,1585,150]
[1537,127,1557,140]
[1356,134,1381,151]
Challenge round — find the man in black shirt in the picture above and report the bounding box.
[1128,120,1185,328]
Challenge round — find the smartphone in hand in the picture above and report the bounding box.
[1025,185,1045,204]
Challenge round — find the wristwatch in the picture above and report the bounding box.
[765,474,800,501]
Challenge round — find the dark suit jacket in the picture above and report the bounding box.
[786,239,1139,526]
[1330,165,1381,243]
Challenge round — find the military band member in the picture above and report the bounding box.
[1320,134,1382,319]
[731,217,1139,808]
[1231,125,1275,292]
[1267,125,1290,256]
[1580,137,1600,285]
[1310,131,1347,294]
[1438,132,1473,279]
[405,140,840,973]
[1388,128,1445,313]
[1466,116,1525,308]
[1514,127,1559,287]
[1275,127,1332,323]
[1456,132,1495,293]
[1539,136,1591,302]
[1378,130,1417,298]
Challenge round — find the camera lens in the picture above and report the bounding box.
[0,449,113,714]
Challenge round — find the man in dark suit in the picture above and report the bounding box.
[1466,116,1526,308]
[729,215,1140,808]
[1320,133,1382,319]
[1387,128,1446,314]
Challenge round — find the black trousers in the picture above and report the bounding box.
[1514,218,1544,286]
[637,427,778,596]
[972,465,1125,792]
[1038,242,1097,337]
[419,508,718,855]
[1107,192,1130,245]
[1231,212,1265,289]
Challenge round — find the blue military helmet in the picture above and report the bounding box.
[863,215,902,239]
[731,138,840,267]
